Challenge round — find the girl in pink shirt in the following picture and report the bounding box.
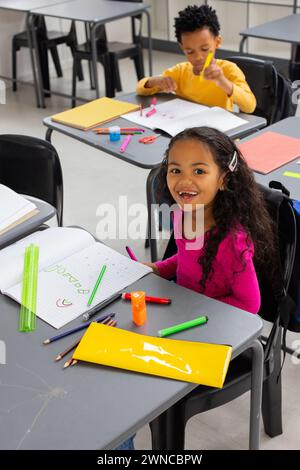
[146,127,275,314]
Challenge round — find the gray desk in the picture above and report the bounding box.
[241,116,300,201]
[0,263,263,449]
[239,14,300,66]
[43,93,267,260]
[29,0,152,107]
[0,0,74,107]
[0,197,56,249]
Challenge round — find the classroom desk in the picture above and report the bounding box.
[0,0,75,107]
[43,93,267,261]
[29,0,152,108]
[239,14,300,73]
[0,262,264,449]
[0,197,56,250]
[241,116,300,201]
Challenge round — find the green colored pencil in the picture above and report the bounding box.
[87,265,107,306]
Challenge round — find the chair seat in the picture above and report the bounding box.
[74,41,140,60]
[13,30,71,47]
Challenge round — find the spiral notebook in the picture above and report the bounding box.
[0,227,151,329]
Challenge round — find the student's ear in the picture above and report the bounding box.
[215,35,222,49]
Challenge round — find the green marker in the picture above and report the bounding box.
[158,315,208,337]
[87,264,107,306]
[283,171,300,179]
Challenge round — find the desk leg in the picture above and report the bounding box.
[249,339,264,450]
[26,13,40,108]
[144,10,152,76]
[146,167,160,262]
[30,14,46,108]
[239,36,247,53]
[90,23,100,99]
[45,128,53,143]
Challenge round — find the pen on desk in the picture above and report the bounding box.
[82,292,121,321]
[55,315,113,361]
[125,245,138,261]
[93,127,145,132]
[120,135,132,153]
[122,293,171,305]
[87,264,107,307]
[43,312,115,344]
[158,315,208,337]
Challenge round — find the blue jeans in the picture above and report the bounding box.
[114,436,135,450]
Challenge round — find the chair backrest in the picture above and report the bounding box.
[0,135,63,226]
[226,56,278,124]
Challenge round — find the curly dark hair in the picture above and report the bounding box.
[156,127,276,292]
[174,4,220,43]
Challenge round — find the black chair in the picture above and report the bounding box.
[71,0,144,105]
[0,135,63,226]
[226,56,278,125]
[149,182,297,449]
[12,18,83,96]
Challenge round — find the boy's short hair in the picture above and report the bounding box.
[174,4,220,43]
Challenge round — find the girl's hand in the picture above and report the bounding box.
[203,61,233,96]
[143,262,160,275]
[145,76,177,93]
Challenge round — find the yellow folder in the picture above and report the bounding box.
[73,323,232,388]
[51,97,140,131]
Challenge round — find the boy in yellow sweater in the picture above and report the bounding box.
[137,4,256,114]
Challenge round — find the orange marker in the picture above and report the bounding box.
[131,291,147,326]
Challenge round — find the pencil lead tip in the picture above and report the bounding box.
[55,356,61,362]
[63,361,70,369]
[43,339,50,344]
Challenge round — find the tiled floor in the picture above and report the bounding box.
[1,49,300,450]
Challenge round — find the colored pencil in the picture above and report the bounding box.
[87,265,107,306]
[43,312,115,344]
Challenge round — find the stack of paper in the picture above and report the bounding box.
[0,185,39,236]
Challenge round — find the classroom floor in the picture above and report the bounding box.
[1,49,300,450]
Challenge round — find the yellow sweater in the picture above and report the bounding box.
[136,60,256,114]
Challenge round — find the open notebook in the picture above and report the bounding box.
[0,185,39,236]
[121,98,247,136]
[0,227,151,329]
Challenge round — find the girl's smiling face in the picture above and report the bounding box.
[166,138,225,212]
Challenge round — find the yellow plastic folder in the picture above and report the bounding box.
[73,323,232,388]
[51,97,140,131]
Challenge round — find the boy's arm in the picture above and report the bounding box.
[204,61,257,113]
[136,64,181,95]
[228,64,257,114]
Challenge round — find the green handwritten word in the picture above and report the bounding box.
[44,265,90,294]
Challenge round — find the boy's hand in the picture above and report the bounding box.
[145,76,177,93]
[203,61,233,96]
[143,262,160,275]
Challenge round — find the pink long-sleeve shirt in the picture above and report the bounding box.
[155,210,260,314]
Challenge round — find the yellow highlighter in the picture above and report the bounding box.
[200,51,214,80]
